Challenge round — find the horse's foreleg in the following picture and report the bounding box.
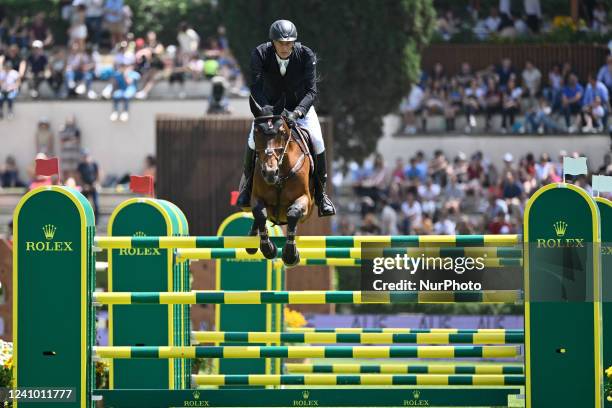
[282,195,308,266]
[252,200,277,259]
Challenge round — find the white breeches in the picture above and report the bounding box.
[248,106,325,154]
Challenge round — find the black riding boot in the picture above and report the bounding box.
[236,145,256,209]
[314,151,336,217]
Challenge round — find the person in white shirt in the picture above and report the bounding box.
[522,61,541,98]
[523,0,541,32]
[484,7,502,34]
[0,60,20,119]
[400,192,422,234]
[399,84,424,134]
[177,21,200,62]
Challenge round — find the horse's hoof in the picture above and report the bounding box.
[282,245,300,267]
[245,247,258,255]
[260,240,277,259]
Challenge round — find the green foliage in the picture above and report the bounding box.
[220,0,435,163]
[124,0,222,46]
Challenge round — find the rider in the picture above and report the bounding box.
[236,19,336,217]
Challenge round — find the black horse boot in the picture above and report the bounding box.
[236,146,256,209]
[313,151,336,216]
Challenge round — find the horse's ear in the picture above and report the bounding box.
[249,95,262,117]
[272,95,285,116]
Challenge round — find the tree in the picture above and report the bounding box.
[221,0,435,163]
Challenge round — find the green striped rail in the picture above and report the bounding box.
[190,373,525,386]
[191,330,524,344]
[95,234,521,249]
[93,345,520,359]
[93,290,523,305]
[285,363,525,375]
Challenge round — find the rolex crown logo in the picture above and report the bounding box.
[302,390,309,399]
[43,224,57,240]
[133,231,146,237]
[193,390,200,400]
[413,390,420,399]
[553,221,568,237]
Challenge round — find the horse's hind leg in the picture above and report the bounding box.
[282,195,309,266]
[252,200,277,259]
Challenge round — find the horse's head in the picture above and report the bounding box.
[250,95,290,185]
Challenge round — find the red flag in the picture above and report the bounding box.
[35,157,59,177]
[130,175,154,196]
[230,190,239,206]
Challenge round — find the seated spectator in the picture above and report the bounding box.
[463,78,485,132]
[467,151,485,183]
[592,1,609,34]
[104,0,125,47]
[433,209,456,235]
[29,12,53,48]
[561,73,584,132]
[390,158,406,184]
[65,42,96,99]
[421,81,446,132]
[428,150,449,186]
[8,16,28,50]
[524,0,542,33]
[445,78,463,131]
[597,55,612,99]
[85,0,105,48]
[110,63,140,122]
[418,177,441,215]
[134,31,165,99]
[359,213,382,235]
[452,152,469,182]
[48,48,66,97]
[497,58,515,90]
[0,155,25,187]
[177,22,200,62]
[484,7,502,34]
[35,117,54,156]
[430,62,447,85]
[3,43,26,78]
[380,196,399,235]
[483,76,502,131]
[597,153,612,176]
[544,64,563,111]
[353,153,389,204]
[69,3,88,51]
[399,83,424,134]
[522,61,541,98]
[582,73,609,132]
[436,9,458,41]
[501,171,523,200]
[501,77,522,133]
[400,192,422,234]
[525,96,561,133]
[165,45,187,98]
[26,40,48,99]
[0,60,20,119]
[404,157,426,183]
[456,62,474,89]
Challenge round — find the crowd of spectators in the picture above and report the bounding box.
[400,56,612,134]
[0,2,246,121]
[337,149,612,236]
[436,0,610,41]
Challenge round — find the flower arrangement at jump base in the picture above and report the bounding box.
[284,307,307,328]
[0,340,12,388]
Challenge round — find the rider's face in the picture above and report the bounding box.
[273,40,294,59]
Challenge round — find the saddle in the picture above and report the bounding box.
[291,125,315,175]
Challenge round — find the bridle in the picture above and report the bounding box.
[254,115,306,184]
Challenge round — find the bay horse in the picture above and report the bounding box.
[246,96,314,266]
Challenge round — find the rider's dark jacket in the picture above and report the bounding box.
[250,42,317,116]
